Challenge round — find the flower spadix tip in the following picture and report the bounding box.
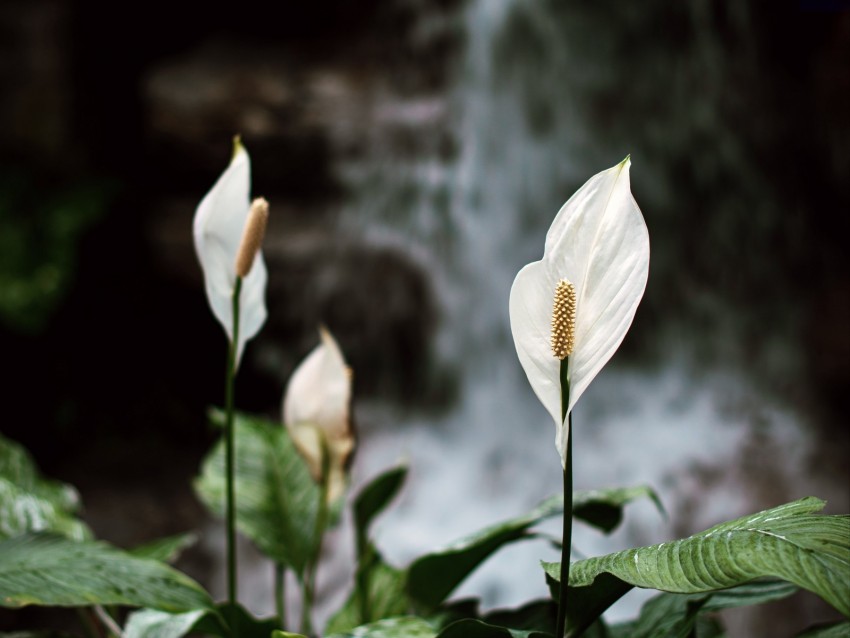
[235,197,269,278]
[551,279,576,360]
[232,134,244,160]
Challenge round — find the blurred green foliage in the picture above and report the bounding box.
[0,170,111,333]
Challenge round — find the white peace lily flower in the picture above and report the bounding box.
[283,326,355,503]
[509,157,650,468]
[193,140,268,366]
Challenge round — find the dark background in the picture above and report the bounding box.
[1,0,848,634]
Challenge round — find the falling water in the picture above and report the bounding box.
[321,0,845,633]
[199,2,847,634]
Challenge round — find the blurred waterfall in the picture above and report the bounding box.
[326,0,846,633]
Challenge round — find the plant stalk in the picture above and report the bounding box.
[555,358,572,638]
[93,605,124,638]
[225,276,243,611]
[301,434,331,636]
[276,563,287,630]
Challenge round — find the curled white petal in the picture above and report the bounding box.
[193,144,268,365]
[283,327,354,502]
[509,158,649,467]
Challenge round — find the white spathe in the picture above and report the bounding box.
[283,326,355,503]
[193,142,268,366]
[509,157,650,468]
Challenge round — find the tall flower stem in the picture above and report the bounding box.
[301,437,331,637]
[224,276,243,610]
[555,359,572,638]
[275,563,287,630]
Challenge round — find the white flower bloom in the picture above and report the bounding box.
[509,157,650,468]
[193,141,268,366]
[283,326,355,503]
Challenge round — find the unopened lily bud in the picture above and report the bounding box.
[551,279,576,359]
[234,197,269,278]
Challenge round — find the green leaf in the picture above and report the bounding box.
[354,466,408,554]
[129,533,197,564]
[435,619,552,638]
[0,533,213,612]
[606,591,714,638]
[327,616,437,638]
[164,603,279,638]
[699,579,797,611]
[326,556,410,635]
[0,479,89,541]
[407,495,563,609]
[796,621,850,637]
[342,466,409,628]
[206,603,279,638]
[0,434,79,509]
[544,497,850,617]
[272,632,309,638]
[606,584,795,638]
[483,601,555,634]
[194,411,320,576]
[559,573,632,637]
[0,434,89,541]
[573,487,665,534]
[124,608,209,638]
[0,633,77,638]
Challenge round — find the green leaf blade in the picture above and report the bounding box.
[572,486,664,534]
[129,533,197,564]
[0,434,89,541]
[354,466,407,550]
[194,412,320,576]
[436,618,551,638]
[0,534,213,612]
[407,495,563,609]
[124,609,209,638]
[326,616,437,638]
[546,498,850,617]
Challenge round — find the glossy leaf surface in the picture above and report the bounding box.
[195,411,320,576]
[544,498,849,617]
[0,534,212,612]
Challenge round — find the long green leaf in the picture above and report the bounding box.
[327,616,437,638]
[355,466,408,554]
[124,609,209,638]
[0,434,89,540]
[543,497,850,617]
[0,434,79,511]
[0,479,89,541]
[606,580,797,638]
[483,600,556,635]
[194,411,320,576]
[436,619,552,638]
[0,533,213,612]
[407,495,562,609]
[796,621,850,637]
[573,487,664,534]
[406,486,661,611]
[129,533,197,564]
[326,555,410,635]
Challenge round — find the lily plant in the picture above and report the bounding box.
[282,326,355,634]
[193,137,270,612]
[509,157,649,637]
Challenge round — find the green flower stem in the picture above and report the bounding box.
[555,358,572,638]
[76,608,99,638]
[356,554,370,624]
[276,563,287,630]
[225,276,243,612]
[301,435,332,637]
[93,605,124,638]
